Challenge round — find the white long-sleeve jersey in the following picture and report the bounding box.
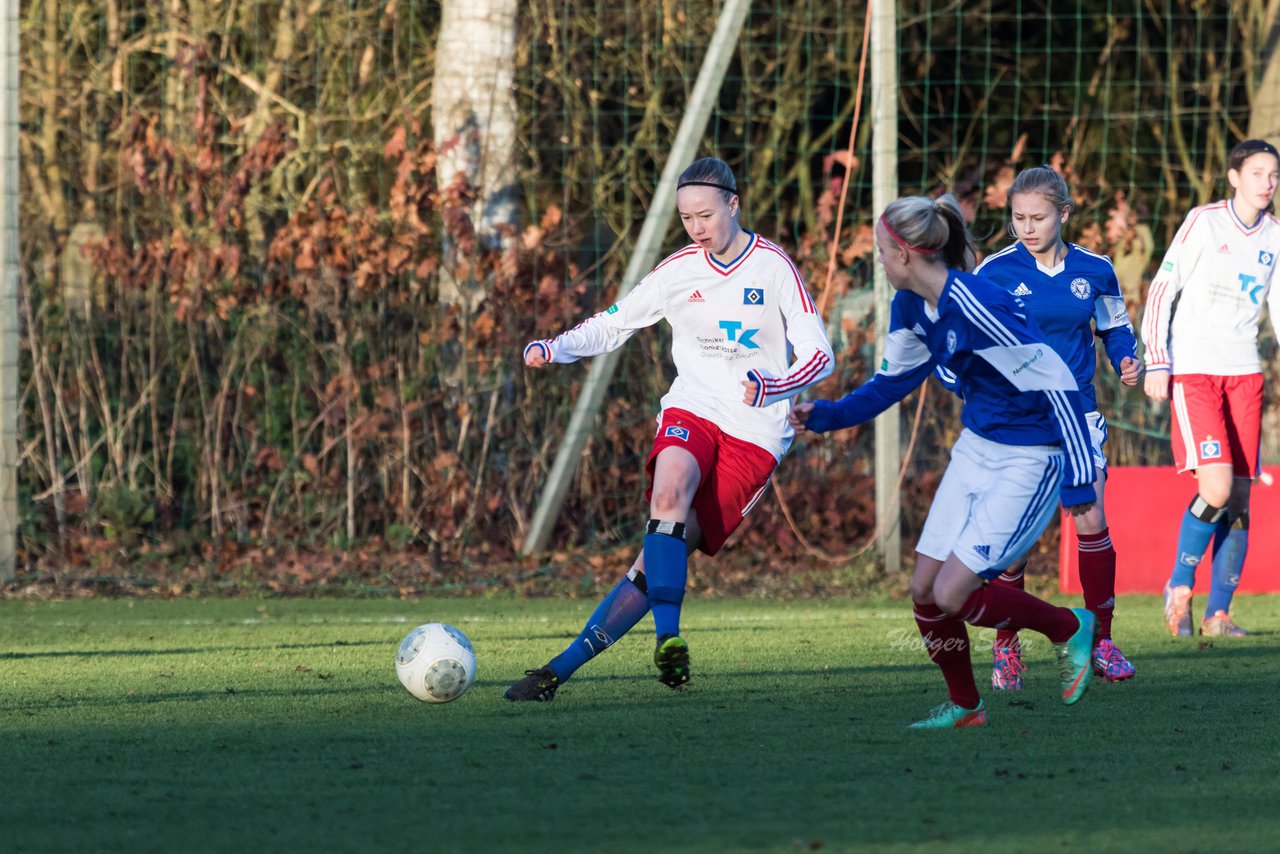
[1141,200,1280,375]
[528,232,834,460]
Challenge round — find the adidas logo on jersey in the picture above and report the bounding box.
[911,323,927,336]
[973,544,991,560]
[1012,283,1033,296]
[1219,243,1231,254]
[688,290,705,303]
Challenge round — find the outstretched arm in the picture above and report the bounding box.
[791,361,932,433]
[794,292,937,433]
[524,270,667,366]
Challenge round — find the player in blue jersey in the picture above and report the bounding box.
[791,193,1097,728]
[968,167,1143,690]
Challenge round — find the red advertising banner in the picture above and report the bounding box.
[1059,466,1280,594]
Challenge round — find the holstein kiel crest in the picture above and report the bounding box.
[1070,278,1091,300]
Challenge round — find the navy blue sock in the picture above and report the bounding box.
[645,521,688,638]
[1209,514,1231,560]
[547,573,650,682]
[1206,516,1248,617]
[1168,498,1222,589]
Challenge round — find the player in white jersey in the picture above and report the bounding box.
[792,194,1097,729]
[972,166,1143,691]
[505,157,834,700]
[1141,139,1280,638]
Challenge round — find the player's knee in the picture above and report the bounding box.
[933,585,968,617]
[1074,508,1106,535]
[1193,477,1230,510]
[908,574,933,603]
[649,486,692,517]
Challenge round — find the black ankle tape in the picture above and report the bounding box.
[1188,495,1225,524]
[646,519,687,540]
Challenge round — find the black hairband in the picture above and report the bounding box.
[677,180,739,195]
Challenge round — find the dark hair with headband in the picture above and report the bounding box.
[1228,139,1280,172]
[678,157,739,204]
[880,193,976,271]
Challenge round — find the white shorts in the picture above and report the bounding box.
[916,429,1065,577]
[1085,410,1108,472]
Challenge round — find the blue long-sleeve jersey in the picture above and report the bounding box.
[956,243,1137,412]
[806,270,1096,507]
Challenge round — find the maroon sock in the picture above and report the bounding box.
[990,561,1026,652]
[1077,528,1116,641]
[955,584,1078,644]
[913,600,980,709]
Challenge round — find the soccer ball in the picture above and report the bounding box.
[395,622,476,703]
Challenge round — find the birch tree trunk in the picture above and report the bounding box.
[431,0,519,310]
[1248,0,1280,143]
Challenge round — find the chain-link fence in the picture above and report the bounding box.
[9,0,1275,580]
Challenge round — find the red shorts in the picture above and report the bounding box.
[1170,373,1263,477]
[645,408,777,556]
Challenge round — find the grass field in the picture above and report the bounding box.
[3,594,1279,852]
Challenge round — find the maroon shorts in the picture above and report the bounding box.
[645,408,777,556]
[1170,373,1263,477]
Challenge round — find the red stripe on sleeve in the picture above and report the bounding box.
[764,351,831,395]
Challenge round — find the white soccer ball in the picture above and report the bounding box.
[395,622,476,703]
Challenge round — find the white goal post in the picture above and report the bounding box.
[1,0,19,582]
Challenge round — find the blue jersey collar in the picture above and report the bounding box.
[707,231,757,270]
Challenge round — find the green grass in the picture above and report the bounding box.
[3,595,1279,852]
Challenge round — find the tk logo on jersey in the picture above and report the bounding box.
[1070,278,1091,300]
[719,320,761,349]
[1239,273,1264,304]
[664,426,690,441]
[743,287,764,305]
